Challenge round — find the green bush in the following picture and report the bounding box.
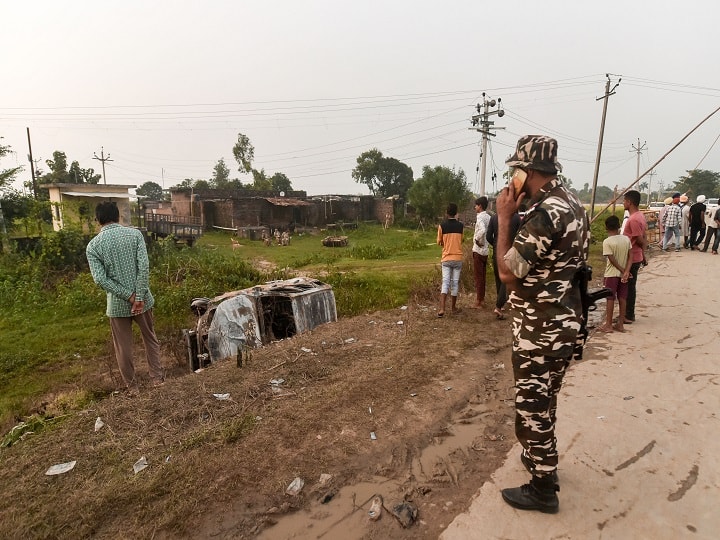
[349,244,392,260]
[323,269,407,316]
[38,227,89,272]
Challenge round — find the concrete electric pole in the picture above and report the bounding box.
[589,74,620,220]
[631,138,647,181]
[93,146,113,185]
[646,169,656,205]
[26,127,39,199]
[469,93,504,196]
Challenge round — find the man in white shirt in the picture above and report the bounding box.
[701,204,720,254]
[472,196,491,308]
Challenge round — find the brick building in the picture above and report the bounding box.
[167,188,395,231]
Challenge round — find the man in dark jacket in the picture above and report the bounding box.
[689,195,707,250]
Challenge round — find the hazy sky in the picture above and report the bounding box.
[1,0,719,198]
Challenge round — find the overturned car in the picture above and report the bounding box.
[183,277,337,370]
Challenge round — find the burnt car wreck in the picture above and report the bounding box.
[183,277,337,370]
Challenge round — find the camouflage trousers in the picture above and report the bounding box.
[511,350,570,478]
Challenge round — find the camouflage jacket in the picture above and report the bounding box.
[504,178,589,358]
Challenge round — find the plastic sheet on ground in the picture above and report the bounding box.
[133,456,148,474]
[45,461,77,476]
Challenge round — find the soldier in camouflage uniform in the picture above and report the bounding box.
[495,135,589,514]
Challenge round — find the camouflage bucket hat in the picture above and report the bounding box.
[505,135,562,174]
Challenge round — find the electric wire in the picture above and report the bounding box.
[693,131,720,170]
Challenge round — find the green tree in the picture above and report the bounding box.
[68,161,101,184]
[212,158,231,188]
[0,189,30,224]
[249,168,271,190]
[594,185,614,203]
[226,178,245,190]
[673,169,720,199]
[407,165,471,221]
[176,178,195,188]
[194,179,211,190]
[232,133,255,174]
[136,181,164,200]
[42,151,71,183]
[351,149,414,198]
[0,138,22,190]
[1,139,23,242]
[269,172,292,193]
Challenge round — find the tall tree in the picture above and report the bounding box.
[674,169,720,199]
[212,158,231,188]
[232,133,255,174]
[351,148,414,198]
[136,181,164,200]
[43,151,71,183]
[269,172,292,193]
[407,165,471,221]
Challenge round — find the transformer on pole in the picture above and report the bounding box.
[469,93,504,196]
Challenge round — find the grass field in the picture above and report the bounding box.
[0,218,614,437]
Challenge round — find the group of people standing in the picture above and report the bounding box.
[659,192,719,253]
[598,190,647,333]
[436,196,522,320]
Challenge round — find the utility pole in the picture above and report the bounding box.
[469,93,505,196]
[26,127,38,199]
[93,146,113,185]
[589,74,620,220]
[631,138,647,181]
[646,169,656,205]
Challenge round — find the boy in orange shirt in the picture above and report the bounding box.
[437,202,464,317]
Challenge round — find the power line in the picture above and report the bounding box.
[693,131,720,170]
[0,75,605,112]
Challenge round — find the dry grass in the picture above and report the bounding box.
[0,300,513,539]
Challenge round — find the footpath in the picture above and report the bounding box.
[441,248,720,540]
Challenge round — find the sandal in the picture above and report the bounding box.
[437,312,444,318]
[493,308,506,320]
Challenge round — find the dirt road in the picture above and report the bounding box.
[442,248,720,540]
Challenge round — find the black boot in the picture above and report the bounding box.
[520,452,559,484]
[501,475,559,514]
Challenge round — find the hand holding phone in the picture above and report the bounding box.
[510,168,527,200]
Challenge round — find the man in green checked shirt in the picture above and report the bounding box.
[86,202,164,392]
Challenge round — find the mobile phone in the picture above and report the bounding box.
[510,168,527,198]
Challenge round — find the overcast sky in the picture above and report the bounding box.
[1,0,719,198]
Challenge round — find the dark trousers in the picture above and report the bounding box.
[472,252,488,305]
[702,227,720,252]
[491,252,508,310]
[625,261,642,321]
[690,224,705,247]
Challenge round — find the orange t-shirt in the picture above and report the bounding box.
[437,219,463,262]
